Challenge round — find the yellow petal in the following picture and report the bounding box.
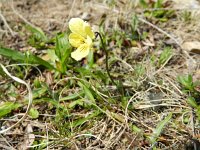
[69,33,85,47]
[84,23,95,39]
[71,44,90,61]
[69,18,86,37]
[85,36,93,47]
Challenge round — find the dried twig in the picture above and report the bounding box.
[0,12,15,36]
[0,64,33,134]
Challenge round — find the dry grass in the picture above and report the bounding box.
[1,0,200,149]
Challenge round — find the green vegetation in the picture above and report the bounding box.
[0,0,199,149]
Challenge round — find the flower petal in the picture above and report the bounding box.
[85,36,93,47]
[84,22,95,39]
[71,44,90,61]
[69,33,85,47]
[69,18,86,37]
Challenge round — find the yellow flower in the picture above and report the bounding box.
[68,18,95,61]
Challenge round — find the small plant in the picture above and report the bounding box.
[140,0,175,22]
[158,46,173,67]
[0,17,121,137]
[178,75,200,121]
[181,11,192,22]
[177,74,198,94]
[130,14,141,41]
[27,25,48,49]
[55,33,71,73]
[0,27,73,74]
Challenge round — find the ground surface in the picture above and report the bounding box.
[1,0,200,149]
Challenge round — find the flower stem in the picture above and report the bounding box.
[95,32,124,96]
[95,32,117,86]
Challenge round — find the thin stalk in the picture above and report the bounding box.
[95,32,124,96]
[95,32,117,87]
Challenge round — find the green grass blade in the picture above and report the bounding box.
[0,102,22,119]
[78,81,96,104]
[60,91,84,101]
[158,46,172,67]
[149,113,172,145]
[187,97,198,108]
[71,110,101,128]
[26,25,47,42]
[0,47,55,70]
[0,47,25,61]
[55,33,71,62]
[27,53,55,70]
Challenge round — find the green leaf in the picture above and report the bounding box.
[153,10,165,18]
[55,33,71,73]
[27,26,47,42]
[0,65,6,77]
[154,0,163,8]
[45,49,59,63]
[0,102,22,119]
[32,87,47,99]
[177,75,194,92]
[71,110,101,128]
[26,25,48,49]
[75,67,93,76]
[131,14,139,32]
[28,108,39,119]
[78,81,96,104]
[86,50,94,68]
[196,107,200,121]
[25,52,56,70]
[68,99,84,108]
[55,33,71,62]
[149,113,172,145]
[0,47,55,70]
[93,70,108,83]
[187,97,198,108]
[33,98,60,108]
[131,124,142,133]
[60,91,84,101]
[0,47,25,61]
[139,0,148,8]
[158,47,172,67]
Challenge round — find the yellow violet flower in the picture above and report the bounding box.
[68,18,95,61]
